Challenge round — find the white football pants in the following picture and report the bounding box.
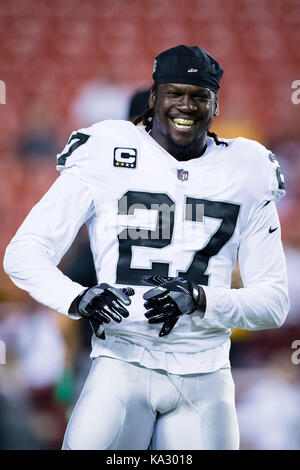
[62,356,239,450]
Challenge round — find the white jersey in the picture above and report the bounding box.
[4,120,289,373]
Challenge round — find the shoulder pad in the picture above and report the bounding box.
[56,127,92,174]
[56,120,134,170]
[231,138,285,203]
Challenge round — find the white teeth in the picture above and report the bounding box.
[173,118,194,125]
[172,118,195,129]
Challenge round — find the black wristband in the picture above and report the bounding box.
[68,288,89,315]
[197,286,207,315]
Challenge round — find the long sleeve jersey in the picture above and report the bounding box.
[4,120,289,373]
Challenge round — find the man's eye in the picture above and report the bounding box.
[194,95,210,100]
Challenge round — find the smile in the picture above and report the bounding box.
[171,117,195,130]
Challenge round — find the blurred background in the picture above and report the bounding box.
[0,0,300,450]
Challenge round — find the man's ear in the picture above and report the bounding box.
[214,96,219,116]
[149,87,157,109]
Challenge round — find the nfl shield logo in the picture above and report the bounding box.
[177,169,189,181]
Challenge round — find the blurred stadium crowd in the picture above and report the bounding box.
[1,0,300,450]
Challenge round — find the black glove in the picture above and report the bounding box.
[69,283,135,339]
[143,276,199,337]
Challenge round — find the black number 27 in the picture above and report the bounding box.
[117,191,240,286]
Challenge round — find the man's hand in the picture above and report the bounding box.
[69,283,135,339]
[142,276,200,337]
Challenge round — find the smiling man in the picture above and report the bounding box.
[142,46,221,162]
[4,45,289,450]
[150,82,217,159]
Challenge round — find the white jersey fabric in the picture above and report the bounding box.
[4,120,289,374]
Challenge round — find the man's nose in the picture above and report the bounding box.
[176,95,197,112]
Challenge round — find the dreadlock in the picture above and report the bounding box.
[134,89,228,147]
[133,101,154,133]
[206,131,228,147]
[133,84,155,132]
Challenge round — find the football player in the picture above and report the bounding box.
[4,45,289,450]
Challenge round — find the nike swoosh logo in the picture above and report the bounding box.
[269,226,278,233]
